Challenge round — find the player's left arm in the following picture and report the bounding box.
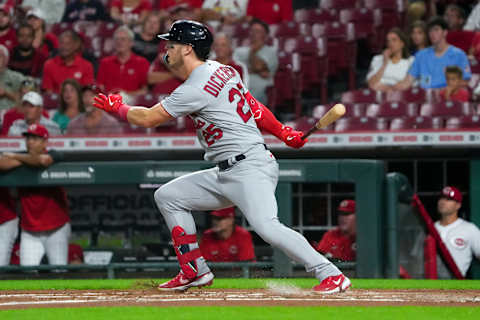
[244,91,307,149]
[93,93,174,128]
[2,152,53,168]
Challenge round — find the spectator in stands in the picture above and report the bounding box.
[51,79,85,133]
[66,84,124,135]
[110,0,153,27]
[97,26,149,96]
[10,242,84,265]
[148,48,183,95]
[439,66,470,102]
[0,45,25,112]
[367,28,414,92]
[213,33,249,86]
[394,17,471,90]
[42,30,94,93]
[200,207,255,262]
[62,0,109,23]
[316,200,356,262]
[464,1,480,31]
[200,0,249,29]
[26,8,59,60]
[410,21,430,54]
[246,0,293,25]
[407,0,427,25]
[1,77,39,135]
[444,4,466,31]
[8,92,61,136]
[0,154,19,267]
[158,0,203,12]
[21,0,66,25]
[0,4,17,52]
[2,124,71,267]
[8,24,48,78]
[233,19,278,104]
[435,186,480,278]
[132,12,162,63]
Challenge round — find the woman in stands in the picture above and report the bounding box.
[51,79,85,133]
[410,20,429,54]
[367,28,414,92]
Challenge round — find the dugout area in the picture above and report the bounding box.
[1,158,470,279]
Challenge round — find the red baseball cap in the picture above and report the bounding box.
[441,186,462,203]
[210,207,235,218]
[337,200,355,214]
[22,124,49,139]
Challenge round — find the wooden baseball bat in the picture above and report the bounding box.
[301,104,346,140]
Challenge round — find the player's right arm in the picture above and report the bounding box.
[0,155,22,171]
[93,93,174,128]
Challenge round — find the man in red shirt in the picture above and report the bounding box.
[0,4,17,51]
[316,200,357,262]
[97,26,150,96]
[42,30,94,93]
[246,0,293,25]
[200,207,255,262]
[2,124,71,266]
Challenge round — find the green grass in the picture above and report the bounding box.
[0,278,479,291]
[1,306,479,320]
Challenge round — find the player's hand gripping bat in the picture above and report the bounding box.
[301,104,346,140]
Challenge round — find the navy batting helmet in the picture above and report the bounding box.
[158,20,213,61]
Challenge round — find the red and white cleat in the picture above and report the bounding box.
[313,274,351,294]
[158,271,214,292]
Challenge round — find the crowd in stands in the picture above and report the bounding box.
[0,1,480,136]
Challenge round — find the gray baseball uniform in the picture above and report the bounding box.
[155,60,340,280]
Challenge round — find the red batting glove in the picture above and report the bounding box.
[280,126,307,149]
[93,93,131,120]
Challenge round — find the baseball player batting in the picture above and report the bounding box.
[93,20,351,294]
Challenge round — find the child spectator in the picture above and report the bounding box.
[439,66,470,102]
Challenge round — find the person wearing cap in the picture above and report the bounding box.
[0,4,17,52]
[316,200,357,262]
[199,207,255,262]
[8,91,61,136]
[21,0,66,26]
[434,186,480,278]
[0,44,25,111]
[26,8,59,60]
[2,123,71,267]
[66,84,125,135]
[96,26,149,96]
[233,18,278,104]
[42,30,94,94]
[8,23,48,78]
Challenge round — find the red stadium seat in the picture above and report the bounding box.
[396,116,443,130]
[366,102,418,118]
[97,21,120,38]
[445,115,480,129]
[131,94,158,108]
[312,22,357,89]
[385,88,432,103]
[364,0,404,32]
[334,117,387,131]
[314,103,365,119]
[339,8,380,39]
[341,88,382,104]
[446,31,475,54]
[419,102,472,117]
[271,21,301,38]
[50,22,73,35]
[42,92,60,110]
[294,8,338,24]
[233,23,251,40]
[321,0,359,10]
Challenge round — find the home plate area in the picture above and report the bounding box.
[1,287,479,309]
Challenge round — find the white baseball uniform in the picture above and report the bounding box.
[154,60,341,280]
[435,218,480,277]
[0,217,18,266]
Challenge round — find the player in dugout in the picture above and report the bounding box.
[200,207,255,262]
[92,20,351,294]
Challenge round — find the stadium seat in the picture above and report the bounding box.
[131,94,157,108]
[446,31,475,54]
[445,115,480,129]
[363,0,404,32]
[233,22,251,40]
[419,102,472,117]
[42,92,60,110]
[341,88,382,104]
[271,21,301,38]
[312,22,357,89]
[385,88,430,103]
[294,8,338,24]
[366,101,418,118]
[321,0,359,10]
[392,116,443,130]
[50,22,73,35]
[97,21,120,38]
[294,116,318,131]
[339,8,380,39]
[334,117,387,131]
